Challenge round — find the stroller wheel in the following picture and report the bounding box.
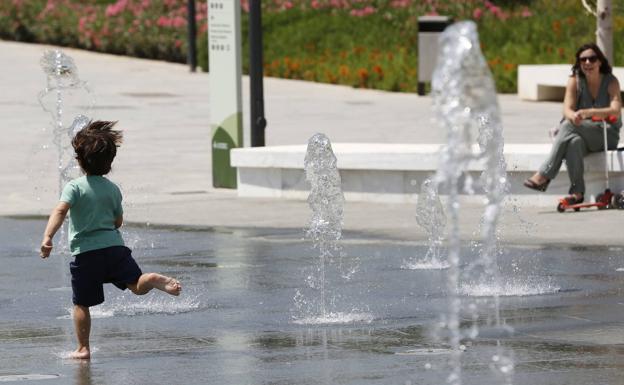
[557,203,565,213]
[615,193,624,209]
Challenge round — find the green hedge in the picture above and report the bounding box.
[1,0,622,93]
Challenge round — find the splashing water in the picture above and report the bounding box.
[458,276,560,297]
[294,133,363,323]
[38,50,94,253]
[292,311,374,325]
[38,50,94,195]
[302,133,344,320]
[57,291,201,319]
[431,21,513,385]
[403,178,449,270]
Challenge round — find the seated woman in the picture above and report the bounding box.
[524,43,622,204]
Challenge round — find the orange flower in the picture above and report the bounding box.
[488,57,501,67]
[566,16,576,25]
[387,52,394,61]
[557,47,565,58]
[353,46,365,55]
[339,65,350,78]
[372,65,383,79]
[340,51,347,59]
[357,68,369,87]
[324,70,338,84]
[289,60,301,71]
[504,63,515,72]
[552,20,561,35]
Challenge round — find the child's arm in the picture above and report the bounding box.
[40,202,71,258]
[114,214,123,229]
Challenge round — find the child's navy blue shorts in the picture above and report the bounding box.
[70,246,143,307]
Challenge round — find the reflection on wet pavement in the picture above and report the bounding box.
[2,217,624,384]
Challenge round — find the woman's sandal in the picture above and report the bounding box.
[562,194,584,205]
[523,178,550,192]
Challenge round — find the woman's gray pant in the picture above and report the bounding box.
[539,120,619,195]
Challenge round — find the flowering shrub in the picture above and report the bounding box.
[0,0,207,62]
[0,0,618,93]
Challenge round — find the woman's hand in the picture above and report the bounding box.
[572,110,585,125]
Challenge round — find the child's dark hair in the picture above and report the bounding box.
[72,120,123,175]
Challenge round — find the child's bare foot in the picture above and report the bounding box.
[70,346,90,360]
[151,274,181,296]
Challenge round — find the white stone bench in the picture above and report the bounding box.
[518,64,624,101]
[230,143,624,206]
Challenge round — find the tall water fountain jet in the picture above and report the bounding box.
[38,50,94,196]
[431,21,513,384]
[403,178,449,270]
[38,50,94,251]
[302,133,345,320]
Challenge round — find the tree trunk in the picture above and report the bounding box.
[597,0,613,64]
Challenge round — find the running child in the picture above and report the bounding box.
[40,120,181,360]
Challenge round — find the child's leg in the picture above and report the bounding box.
[127,273,181,296]
[71,305,91,359]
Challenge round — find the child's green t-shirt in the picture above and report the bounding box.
[60,175,125,255]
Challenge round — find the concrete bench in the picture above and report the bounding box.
[231,143,624,206]
[518,64,624,101]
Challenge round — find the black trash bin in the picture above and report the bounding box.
[418,16,452,95]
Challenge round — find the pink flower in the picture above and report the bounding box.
[43,0,56,13]
[311,0,321,9]
[520,7,532,17]
[350,6,376,17]
[105,0,128,17]
[78,17,87,32]
[171,16,186,28]
[390,0,411,8]
[472,8,482,20]
[240,0,249,12]
[283,1,293,10]
[157,16,171,27]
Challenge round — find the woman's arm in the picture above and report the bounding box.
[40,202,71,258]
[577,77,622,120]
[563,76,579,123]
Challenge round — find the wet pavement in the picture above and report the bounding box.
[3,217,624,384]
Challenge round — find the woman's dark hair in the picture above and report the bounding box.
[572,42,612,77]
[72,120,122,175]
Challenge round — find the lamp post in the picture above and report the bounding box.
[248,0,266,146]
[187,0,197,72]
